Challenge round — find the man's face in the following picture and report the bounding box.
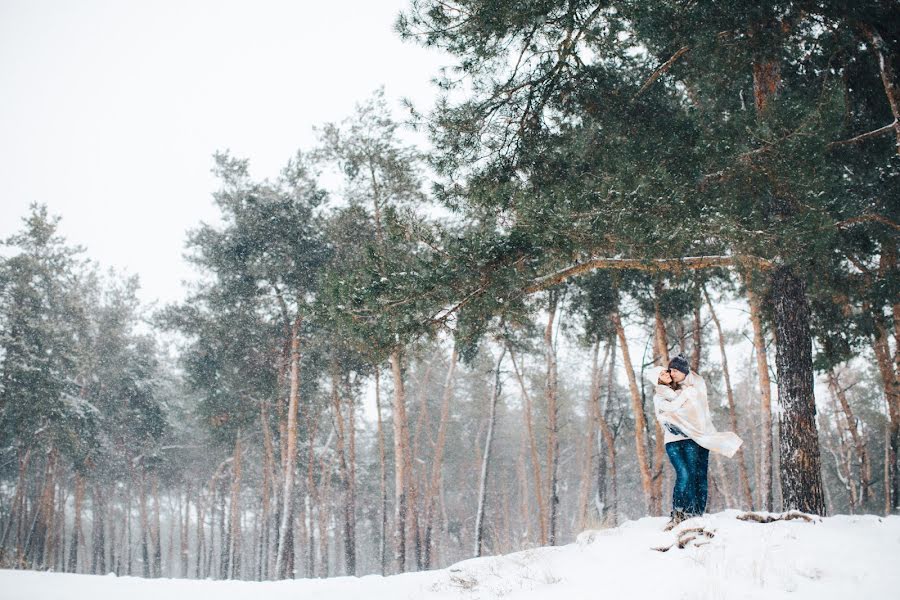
[670,368,687,383]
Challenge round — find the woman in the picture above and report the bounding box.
[646,355,743,531]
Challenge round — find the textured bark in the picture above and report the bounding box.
[704,286,754,509]
[390,349,412,572]
[544,292,560,545]
[507,344,548,545]
[612,311,654,511]
[771,265,826,515]
[474,346,506,557]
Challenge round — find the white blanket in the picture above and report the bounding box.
[646,365,743,458]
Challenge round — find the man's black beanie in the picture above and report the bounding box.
[668,355,690,376]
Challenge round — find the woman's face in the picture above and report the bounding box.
[658,369,673,385]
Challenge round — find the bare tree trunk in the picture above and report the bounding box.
[828,370,872,506]
[227,431,242,579]
[651,287,670,515]
[91,482,107,575]
[345,377,357,576]
[374,368,388,575]
[612,311,654,512]
[507,345,547,545]
[151,474,162,577]
[330,363,355,576]
[36,450,59,569]
[704,285,753,509]
[474,346,506,557]
[424,344,457,569]
[68,471,85,573]
[390,349,412,572]
[691,302,702,371]
[0,448,30,565]
[771,265,826,514]
[259,396,276,580]
[577,341,602,531]
[825,389,858,512]
[276,314,302,578]
[872,311,900,513]
[603,333,619,526]
[745,274,774,511]
[544,292,560,545]
[180,484,190,578]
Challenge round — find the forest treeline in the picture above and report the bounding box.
[1,0,898,582]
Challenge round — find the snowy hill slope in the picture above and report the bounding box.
[3,510,898,600]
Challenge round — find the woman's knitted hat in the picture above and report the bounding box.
[668,355,690,376]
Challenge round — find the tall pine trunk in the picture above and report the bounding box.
[389,349,411,572]
[275,315,302,578]
[612,310,654,512]
[544,292,560,544]
[508,345,547,545]
[771,265,826,514]
[424,344,457,569]
[474,346,506,557]
[704,286,754,508]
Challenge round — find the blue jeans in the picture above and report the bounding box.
[665,438,709,516]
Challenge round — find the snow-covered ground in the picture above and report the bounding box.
[3,510,898,600]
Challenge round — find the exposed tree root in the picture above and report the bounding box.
[651,526,715,552]
[736,510,817,524]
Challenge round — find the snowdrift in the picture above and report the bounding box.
[2,509,898,599]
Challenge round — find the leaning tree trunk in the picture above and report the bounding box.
[508,345,548,545]
[612,310,654,512]
[474,346,506,557]
[828,370,872,506]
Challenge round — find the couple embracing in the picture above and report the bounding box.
[646,355,743,531]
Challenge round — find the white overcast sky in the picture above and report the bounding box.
[0,0,446,308]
